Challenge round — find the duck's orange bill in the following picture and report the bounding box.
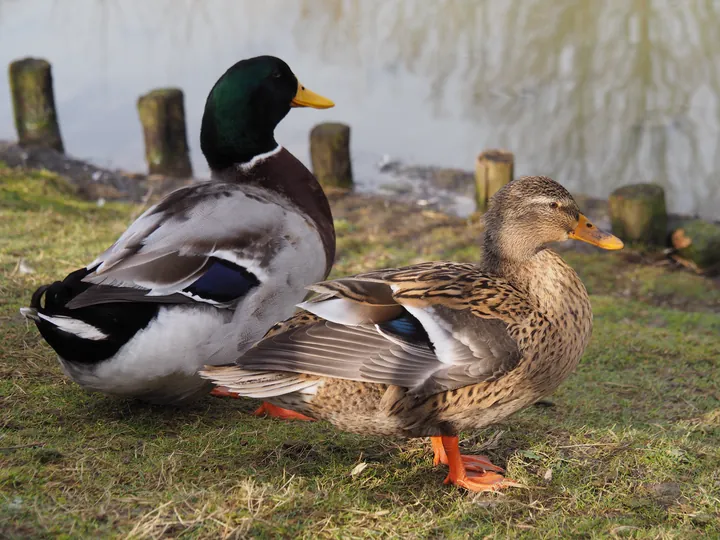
[291,80,334,109]
[569,213,624,250]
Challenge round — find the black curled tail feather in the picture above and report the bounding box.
[30,284,51,310]
[33,267,94,315]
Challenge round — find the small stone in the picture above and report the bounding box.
[691,513,713,526]
[34,448,63,464]
[380,182,412,195]
[377,154,399,172]
[624,496,652,509]
[520,450,542,461]
[610,525,640,536]
[534,399,555,408]
[648,482,681,500]
[646,482,682,508]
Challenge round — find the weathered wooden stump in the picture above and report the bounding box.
[608,183,667,245]
[670,220,720,272]
[8,58,64,152]
[137,88,192,177]
[309,122,353,189]
[474,149,514,212]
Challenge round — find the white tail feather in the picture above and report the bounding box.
[36,313,108,341]
[199,367,320,399]
[20,307,39,321]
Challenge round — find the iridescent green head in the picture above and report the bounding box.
[201,55,334,170]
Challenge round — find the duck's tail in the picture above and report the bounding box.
[26,269,91,317]
[19,283,52,321]
[22,269,108,338]
[22,269,117,362]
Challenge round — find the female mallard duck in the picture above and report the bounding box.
[202,176,624,491]
[21,56,336,409]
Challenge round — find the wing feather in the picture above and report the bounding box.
[206,263,533,398]
[69,183,289,307]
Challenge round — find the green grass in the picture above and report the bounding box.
[1,164,719,538]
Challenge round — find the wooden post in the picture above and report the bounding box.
[309,122,353,189]
[608,183,667,245]
[8,58,64,152]
[474,149,514,212]
[137,88,192,177]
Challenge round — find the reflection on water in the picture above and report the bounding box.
[0,0,718,219]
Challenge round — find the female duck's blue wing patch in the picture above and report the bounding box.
[234,303,522,398]
[376,312,434,352]
[182,258,260,304]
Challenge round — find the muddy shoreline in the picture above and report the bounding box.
[3,139,719,286]
[0,140,696,236]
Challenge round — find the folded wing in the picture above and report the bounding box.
[68,183,291,309]
[224,264,530,398]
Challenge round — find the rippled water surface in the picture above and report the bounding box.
[0,0,719,218]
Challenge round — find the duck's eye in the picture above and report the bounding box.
[549,202,559,209]
[272,71,282,79]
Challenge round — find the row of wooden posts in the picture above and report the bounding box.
[8,58,358,188]
[6,58,524,212]
[5,57,701,255]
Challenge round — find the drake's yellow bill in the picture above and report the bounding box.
[291,81,334,109]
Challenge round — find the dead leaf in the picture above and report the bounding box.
[12,258,35,275]
[671,228,692,249]
[350,462,368,477]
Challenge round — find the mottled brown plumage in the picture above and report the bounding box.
[202,175,624,491]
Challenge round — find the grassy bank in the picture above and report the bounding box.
[1,164,719,538]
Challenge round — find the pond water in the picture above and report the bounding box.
[0,0,719,219]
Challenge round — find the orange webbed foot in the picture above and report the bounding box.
[210,386,241,399]
[252,402,315,421]
[457,454,505,473]
[430,436,504,473]
[443,470,519,492]
[434,436,520,492]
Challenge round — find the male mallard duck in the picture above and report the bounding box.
[21,56,336,408]
[202,176,624,491]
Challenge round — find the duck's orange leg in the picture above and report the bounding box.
[209,386,240,399]
[431,436,448,466]
[438,436,519,492]
[430,436,504,473]
[252,401,315,422]
[209,387,315,421]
